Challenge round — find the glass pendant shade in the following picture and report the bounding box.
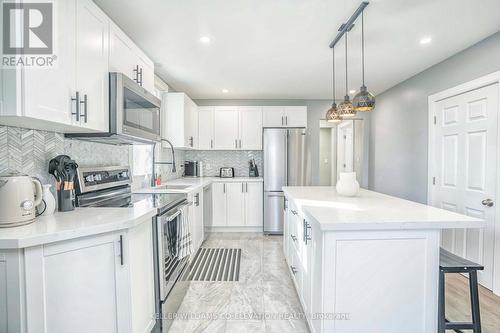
[326,103,342,122]
[338,95,356,117]
[353,85,375,112]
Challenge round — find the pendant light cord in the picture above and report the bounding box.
[361,11,365,86]
[332,47,336,103]
[345,32,348,96]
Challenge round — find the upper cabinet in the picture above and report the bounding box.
[163,92,198,149]
[263,106,307,128]
[0,0,155,134]
[109,22,155,94]
[198,106,263,150]
[75,0,109,131]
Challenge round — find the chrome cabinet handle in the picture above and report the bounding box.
[245,183,248,192]
[139,67,143,86]
[291,234,297,242]
[303,219,312,245]
[290,265,297,275]
[285,116,288,126]
[195,193,200,206]
[119,235,124,266]
[235,139,238,149]
[281,116,284,126]
[80,94,88,123]
[239,139,242,149]
[291,210,298,215]
[241,183,244,192]
[482,199,494,207]
[223,183,226,193]
[133,65,140,83]
[71,91,80,122]
[210,139,214,149]
[189,136,194,147]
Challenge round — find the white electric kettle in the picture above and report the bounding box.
[0,172,43,227]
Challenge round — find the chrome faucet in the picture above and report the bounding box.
[151,139,177,187]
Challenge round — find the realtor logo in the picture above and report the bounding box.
[3,2,53,54]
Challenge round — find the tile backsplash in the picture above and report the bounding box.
[185,150,262,177]
[0,125,129,185]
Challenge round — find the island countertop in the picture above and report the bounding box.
[283,186,484,231]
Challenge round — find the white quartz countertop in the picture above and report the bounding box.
[283,186,485,231]
[135,176,263,194]
[0,202,157,249]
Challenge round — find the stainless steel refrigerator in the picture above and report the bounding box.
[264,128,308,234]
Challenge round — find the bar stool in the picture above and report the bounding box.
[439,248,484,333]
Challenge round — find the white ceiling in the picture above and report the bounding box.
[94,0,500,100]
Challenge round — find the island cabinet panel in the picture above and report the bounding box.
[284,191,444,333]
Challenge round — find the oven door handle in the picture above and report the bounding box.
[166,210,182,222]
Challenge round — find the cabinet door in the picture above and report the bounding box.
[24,232,129,333]
[198,107,214,149]
[212,183,227,226]
[262,106,284,127]
[76,0,109,131]
[187,192,198,252]
[23,0,76,126]
[245,182,263,227]
[214,107,239,149]
[127,219,155,333]
[226,182,245,226]
[239,107,263,150]
[138,57,155,94]
[284,106,307,127]
[185,96,198,148]
[109,23,137,82]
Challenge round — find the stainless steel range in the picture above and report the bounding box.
[75,166,191,333]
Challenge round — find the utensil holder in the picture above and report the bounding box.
[57,189,75,212]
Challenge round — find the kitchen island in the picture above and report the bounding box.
[282,186,484,333]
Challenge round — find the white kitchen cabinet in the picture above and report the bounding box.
[239,107,263,150]
[214,107,239,149]
[263,106,307,128]
[245,182,263,227]
[164,92,198,149]
[188,189,204,253]
[263,106,285,127]
[109,22,155,94]
[198,106,215,149]
[212,183,227,226]
[226,183,245,226]
[75,0,109,131]
[210,181,263,229]
[13,218,156,333]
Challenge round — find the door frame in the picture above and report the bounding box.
[427,70,500,295]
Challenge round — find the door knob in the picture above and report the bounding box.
[482,199,494,207]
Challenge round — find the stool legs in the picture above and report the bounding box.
[469,271,482,333]
[438,269,446,333]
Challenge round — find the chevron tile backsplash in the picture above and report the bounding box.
[0,125,129,184]
[185,150,262,177]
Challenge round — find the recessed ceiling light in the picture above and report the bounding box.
[349,89,356,94]
[200,36,211,44]
[222,89,229,93]
[420,37,432,45]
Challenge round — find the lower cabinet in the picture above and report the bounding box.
[3,217,155,333]
[211,181,263,228]
[188,189,204,254]
[284,196,320,332]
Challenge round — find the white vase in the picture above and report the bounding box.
[40,184,56,216]
[336,172,360,197]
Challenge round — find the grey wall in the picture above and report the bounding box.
[195,99,370,186]
[369,31,500,203]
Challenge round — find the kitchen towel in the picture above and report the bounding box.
[177,204,193,259]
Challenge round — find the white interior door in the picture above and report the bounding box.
[337,121,354,180]
[431,83,498,290]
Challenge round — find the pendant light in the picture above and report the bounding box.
[353,11,375,112]
[326,47,342,123]
[337,31,356,117]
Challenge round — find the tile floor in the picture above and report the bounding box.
[169,232,310,333]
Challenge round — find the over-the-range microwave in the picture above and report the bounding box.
[66,72,161,144]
